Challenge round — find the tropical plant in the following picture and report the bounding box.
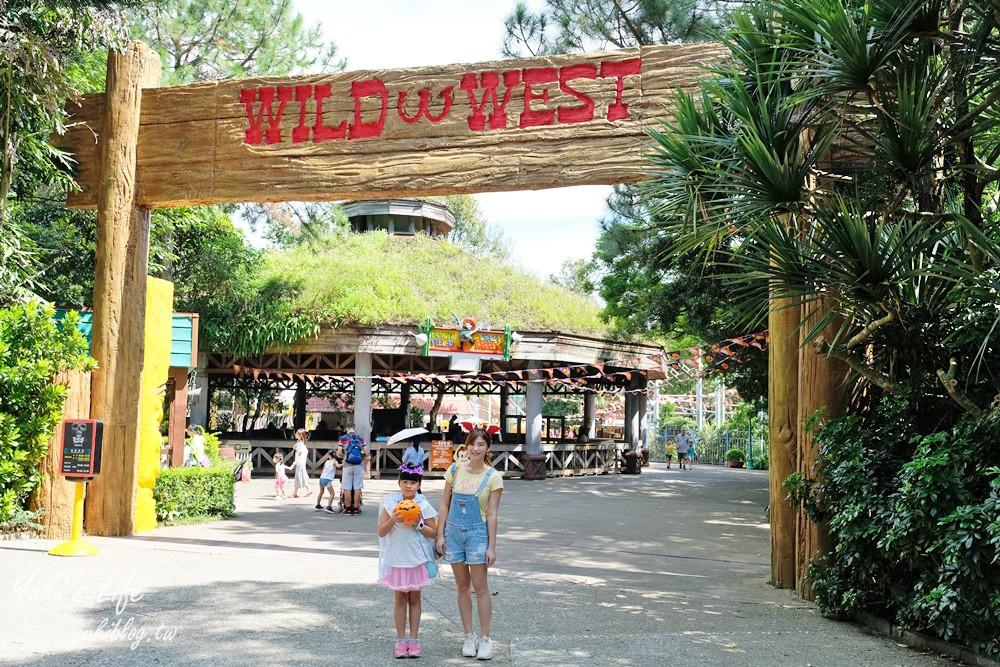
[801,398,1000,655]
[725,447,746,463]
[645,0,1000,418]
[0,302,94,533]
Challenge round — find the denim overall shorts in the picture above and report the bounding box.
[442,463,495,565]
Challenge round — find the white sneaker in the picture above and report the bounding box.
[476,636,493,660]
[462,633,478,657]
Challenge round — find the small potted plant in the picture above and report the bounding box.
[725,448,747,468]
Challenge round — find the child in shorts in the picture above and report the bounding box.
[273,452,288,499]
[317,451,342,513]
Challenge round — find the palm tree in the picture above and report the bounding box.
[644,0,1000,597]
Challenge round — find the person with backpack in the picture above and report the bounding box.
[435,428,504,660]
[338,422,369,515]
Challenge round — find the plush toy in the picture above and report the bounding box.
[394,499,421,525]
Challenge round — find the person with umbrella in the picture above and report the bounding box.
[388,427,429,485]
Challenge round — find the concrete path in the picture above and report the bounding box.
[0,463,960,666]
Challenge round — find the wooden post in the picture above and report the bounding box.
[85,42,161,536]
[769,294,800,590]
[167,366,188,467]
[293,378,307,430]
[30,370,92,539]
[795,298,847,600]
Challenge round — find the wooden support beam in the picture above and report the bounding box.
[85,42,161,536]
[168,367,188,468]
[795,298,847,600]
[769,296,800,590]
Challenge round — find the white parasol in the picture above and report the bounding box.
[386,427,429,446]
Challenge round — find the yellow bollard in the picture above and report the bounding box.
[48,481,98,557]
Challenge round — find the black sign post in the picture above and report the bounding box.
[49,419,104,557]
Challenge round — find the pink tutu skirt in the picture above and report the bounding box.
[379,564,430,591]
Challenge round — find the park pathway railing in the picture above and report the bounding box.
[658,428,769,469]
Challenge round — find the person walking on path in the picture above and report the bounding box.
[377,462,439,659]
[339,421,369,514]
[186,425,210,467]
[291,428,312,498]
[316,451,341,512]
[676,427,692,471]
[435,428,504,660]
[272,452,289,499]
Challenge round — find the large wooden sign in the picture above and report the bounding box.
[60,43,724,209]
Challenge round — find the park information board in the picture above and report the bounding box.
[59,43,725,209]
[59,419,104,478]
[430,440,454,471]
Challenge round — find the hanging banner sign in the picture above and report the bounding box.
[428,327,507,357]
[58,43,725,209]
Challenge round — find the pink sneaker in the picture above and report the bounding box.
[408,639,421,658]
[394,640,408,659]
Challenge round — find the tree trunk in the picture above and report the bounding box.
[85,42,161,536]
[427,386,446,429]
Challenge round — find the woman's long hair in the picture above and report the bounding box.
[464,428,493,466]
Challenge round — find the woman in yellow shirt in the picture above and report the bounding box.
[435,428,504,660]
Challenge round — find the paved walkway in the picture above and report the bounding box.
[1,463,959,666]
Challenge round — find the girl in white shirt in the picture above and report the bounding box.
[377,463,438,659]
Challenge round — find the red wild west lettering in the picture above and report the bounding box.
[397,86,455,124]
[240,87,294,145]
[460,71,522,131]
[599,58,642,121]
[557,64,597,124]
[292,86,312,143]
[348,79,388,140]
[519,67,558,128]
[312,83,349,142]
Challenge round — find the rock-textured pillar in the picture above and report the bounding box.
[85,42,161,536]
[354,353,373,443]
[581,392,596,440]
[525,361,544,455]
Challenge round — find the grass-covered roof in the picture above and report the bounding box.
[260,231,608,336]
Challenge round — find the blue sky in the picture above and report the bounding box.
[292,0,615,277]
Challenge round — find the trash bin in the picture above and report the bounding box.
[622,451,641,475]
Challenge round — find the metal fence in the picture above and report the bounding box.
[657,428,769,470]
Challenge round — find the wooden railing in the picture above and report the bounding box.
[222,438,628,478]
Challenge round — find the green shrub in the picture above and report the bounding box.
[153,465,236,522]
[0,302,93,533]
[801,398,1000,655]
[725,448,746,463]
